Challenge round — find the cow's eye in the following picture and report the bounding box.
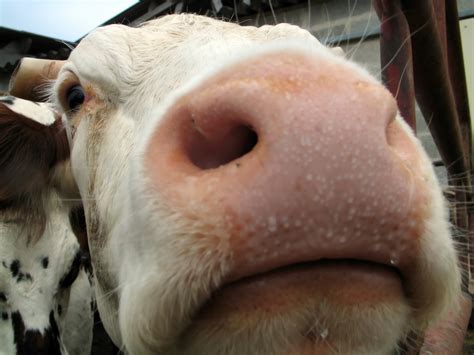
[66,85,85,112]
[59,251,82,289]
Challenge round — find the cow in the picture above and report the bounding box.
[10,14,461,355]
[0,96,93,355]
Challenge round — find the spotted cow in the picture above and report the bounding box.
[10,14,461,355]
[0,96,93,355]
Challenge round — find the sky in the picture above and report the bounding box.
[0,0,139,42]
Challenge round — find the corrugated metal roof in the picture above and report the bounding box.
[0,27,72,72]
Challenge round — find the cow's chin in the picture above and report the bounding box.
[120,260,411,355]
[174,260,411,355]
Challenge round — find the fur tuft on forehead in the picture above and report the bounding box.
[0,103,69,202]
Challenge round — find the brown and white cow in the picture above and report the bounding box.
[11,14,461,355]
[0,96,93,355]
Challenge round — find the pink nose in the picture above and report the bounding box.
[145,51,427,282]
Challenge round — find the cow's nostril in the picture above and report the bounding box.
[185,124,258,170]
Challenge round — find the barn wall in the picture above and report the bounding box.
[0,72,9,93]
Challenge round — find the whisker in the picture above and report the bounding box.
[268,0,278,25]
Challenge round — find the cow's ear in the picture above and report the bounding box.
[9,58,64,101]
[0,102,69,200]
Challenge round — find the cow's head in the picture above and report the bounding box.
[0,96,93,354]
[11,14,461,354]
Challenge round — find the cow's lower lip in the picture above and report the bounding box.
[193,260,404,323]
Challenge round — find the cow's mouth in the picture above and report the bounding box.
[192,259,405,326]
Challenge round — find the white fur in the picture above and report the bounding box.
[3,98,57,126]
[51,14,460,355]
[0,195,93,355]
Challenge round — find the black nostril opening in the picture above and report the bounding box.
[186,124,258,170]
